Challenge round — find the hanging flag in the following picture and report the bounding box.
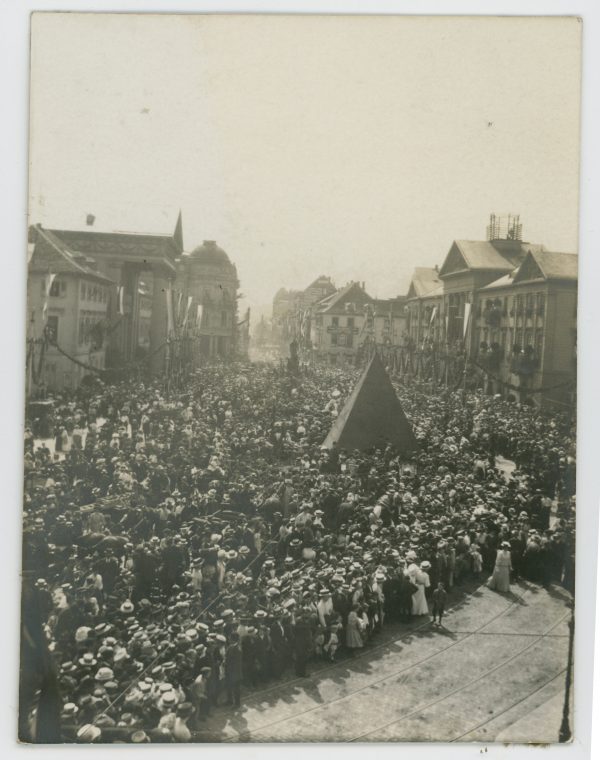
[41,273,56,329]
[445,315,449,335]
[176,291,183,324]
[463,302,472,340]
[117,285,124,315]
[182,296,193,327]
[430,305,437,326]
[166,284,174,336]
[196,304,204,328]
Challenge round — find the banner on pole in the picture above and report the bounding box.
[42,273,57,329]
[196,304,204,328]
[117,285,124,316]
[463,302,471,340]
[166,285,174,336]
[430,305,437,325]
[182,296,193,327]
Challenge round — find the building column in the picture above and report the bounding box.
[150,269,169,375]
[123,264,142,362]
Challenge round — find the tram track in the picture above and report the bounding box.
[233,580,541,707]
[347,612,569,742]
[224,583,561,742]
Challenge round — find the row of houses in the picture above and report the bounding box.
[27,213,248,394]
[273,276,408,364]
[273,215,577,406]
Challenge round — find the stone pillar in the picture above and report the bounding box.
[123,264,142,362]
[150,269,169,375]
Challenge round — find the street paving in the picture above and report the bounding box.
[196,581,572,744]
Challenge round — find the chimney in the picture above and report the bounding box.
[86,214,95,227]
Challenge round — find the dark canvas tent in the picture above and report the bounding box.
[322,352,418,453]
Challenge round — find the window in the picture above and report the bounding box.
[221,311,227,327]
[331,317,339,327]
[338,334,346,346]
[49,279,65,297]
[46,315,58,342]
[346,333,353,348]
[536,293,545,317]
[331,333,338,346]
[80,282,85,298]
[347,317,354,328]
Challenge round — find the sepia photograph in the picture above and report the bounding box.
[17,9,586,747]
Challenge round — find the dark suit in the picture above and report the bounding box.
[270,620,289,678]
[224,643,242,706]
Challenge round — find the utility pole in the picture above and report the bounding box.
[559,602,575,742]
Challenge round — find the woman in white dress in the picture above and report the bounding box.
[408,562,430,616]
[487,541,512,593]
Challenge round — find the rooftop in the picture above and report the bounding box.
[28,226,114,284]
[187,240,233,268]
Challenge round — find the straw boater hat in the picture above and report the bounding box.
[77,724,102,742]
[95,667,114,683]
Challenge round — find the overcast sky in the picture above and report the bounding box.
[29,13,581,318]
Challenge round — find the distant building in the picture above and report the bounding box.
[176,241,239,360]
[372,297,408,347]
[27,226,114,393]
[310,282,373,364]
[272,275,336,349]
[301,275,336,309]
[272,287,302,321]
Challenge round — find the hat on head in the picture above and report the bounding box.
[131,730,151,743]
[78,653,97,668]
[61,702,79,717]
[95,666,114,683]
[120,600,135,614]
[77,724,101,742]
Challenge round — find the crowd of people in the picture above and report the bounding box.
[21,359,576,743]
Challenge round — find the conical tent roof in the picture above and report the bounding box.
[322,352,418,453]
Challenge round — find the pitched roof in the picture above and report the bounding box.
[322,352,418,453]
[304,275,336,294]
[439,240,545,277]
[28,226,114,284]
[317,282,373,313]
[481,271,517,290]
[408,267,442,298]
[34,207,182,239]
[372,297,407,316]
[526,250,578,281]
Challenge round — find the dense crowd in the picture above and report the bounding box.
[21,360,576,743]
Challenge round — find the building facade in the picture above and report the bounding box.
[175,241,239,360]
[272,275,336,351]
[27,226,114,393]
[474,250,577,406]
[40,212,182,373]
[403,216,577,407]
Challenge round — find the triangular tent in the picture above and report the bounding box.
[322,352,418,453]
